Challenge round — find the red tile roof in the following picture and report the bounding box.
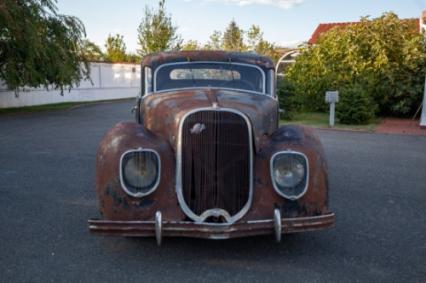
[308,22,356,44]
[308,18,420,44]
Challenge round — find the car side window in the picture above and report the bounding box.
[267,69,276,97]
[144,67,152,95]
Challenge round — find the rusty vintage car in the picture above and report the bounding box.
[88,51,335,245]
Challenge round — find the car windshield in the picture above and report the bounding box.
[154,62,265,94]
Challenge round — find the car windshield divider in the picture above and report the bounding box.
[186,57,197,88]
[228,58,235,89]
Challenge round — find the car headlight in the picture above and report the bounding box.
[119,148,160,197]
[270,151,309,200]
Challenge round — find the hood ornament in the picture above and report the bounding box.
[190,123,206,134]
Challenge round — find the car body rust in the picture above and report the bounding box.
[89,51,334,242]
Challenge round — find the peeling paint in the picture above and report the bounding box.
[90,51,334,239]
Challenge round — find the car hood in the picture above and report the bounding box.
[142,89,278,151]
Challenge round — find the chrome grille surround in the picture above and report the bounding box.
[176,107,253,224]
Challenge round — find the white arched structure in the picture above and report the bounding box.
[275,50,300,77]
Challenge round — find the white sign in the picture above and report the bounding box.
[325,91,339,127]
[325,91,339,104]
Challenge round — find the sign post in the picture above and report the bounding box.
[325,91,339,127]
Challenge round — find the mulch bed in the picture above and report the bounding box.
[376,118,426,136]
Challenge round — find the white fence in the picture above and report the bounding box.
[0,63,141,109]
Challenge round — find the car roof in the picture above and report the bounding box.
[141,50,275,71]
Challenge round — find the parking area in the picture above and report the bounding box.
[0,99,425,282]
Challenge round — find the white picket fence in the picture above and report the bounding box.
[0,62,141,109]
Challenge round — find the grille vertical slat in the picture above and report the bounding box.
[181,110,250,217]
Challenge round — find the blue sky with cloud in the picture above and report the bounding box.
[57,0,426,52]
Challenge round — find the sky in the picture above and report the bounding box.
[57,0,426,53]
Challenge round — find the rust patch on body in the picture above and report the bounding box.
[90,51,333,239]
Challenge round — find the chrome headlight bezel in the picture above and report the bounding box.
[119,148,161,198]
[270,150,309,200]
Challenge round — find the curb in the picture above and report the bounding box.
[67,98,134,111]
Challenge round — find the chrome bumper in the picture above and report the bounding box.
[88,212,335,244]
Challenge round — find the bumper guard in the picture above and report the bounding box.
[88,211,335,244]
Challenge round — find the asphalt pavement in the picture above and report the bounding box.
[0,99,425,282]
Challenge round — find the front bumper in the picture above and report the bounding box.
[88,212,335,240]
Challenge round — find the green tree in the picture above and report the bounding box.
[126,53,142,64]
[104,34,127,62]
[222,20,246,51]
[287,12,426,119]
[82,40,104,62]
[0,0,89,93]
[204,31,222,50]
[247,25,263,50]
[203,23,278,60]
[247,25,279,61]
[182,40,200,51]
[137,0,182,56]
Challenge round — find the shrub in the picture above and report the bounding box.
[336,84,376,124]
[277,78,301,120]
[286,12,426,121]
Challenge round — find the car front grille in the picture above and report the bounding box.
[180,110,251,219]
